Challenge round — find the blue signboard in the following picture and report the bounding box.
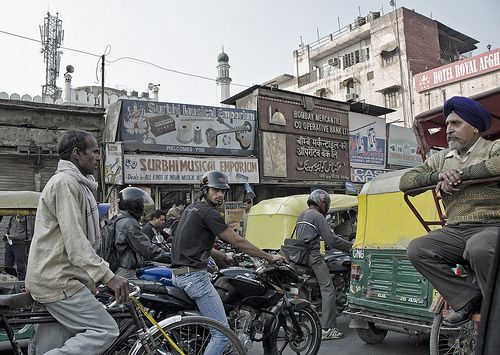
[118,100,257,156]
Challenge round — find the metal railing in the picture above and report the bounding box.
[297,70,318,88]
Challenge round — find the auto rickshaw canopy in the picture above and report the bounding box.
[245,194,357,250]
[354,169,440,250]
[0,191,40,216]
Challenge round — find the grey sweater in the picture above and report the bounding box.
[296,208,352,253]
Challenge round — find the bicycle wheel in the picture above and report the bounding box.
[429,312,477,355]
[129,315,246,355]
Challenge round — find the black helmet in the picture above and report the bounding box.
[118,187,154,220]
[200,170,230,191]
[307,189,331,216]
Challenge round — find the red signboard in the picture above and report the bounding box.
[414,48,500,92]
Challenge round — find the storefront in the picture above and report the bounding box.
[103,99,259,210]
[223,86,351,200]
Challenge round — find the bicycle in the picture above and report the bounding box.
[0,285,246,355]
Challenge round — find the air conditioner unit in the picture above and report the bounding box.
[327,58,339,66]
[356,16,366,27]
[346,93,359,102]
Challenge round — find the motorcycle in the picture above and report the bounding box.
[137,259,322,355]
[291,250,352,315]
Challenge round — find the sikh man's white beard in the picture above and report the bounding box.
[447,138,464,151]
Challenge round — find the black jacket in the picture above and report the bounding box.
[114,211,170,269]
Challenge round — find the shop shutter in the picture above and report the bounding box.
[0,155,35,191]
[40,157,59,188]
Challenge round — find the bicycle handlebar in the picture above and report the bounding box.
[106,285,141,308]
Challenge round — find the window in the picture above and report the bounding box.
[367,71,374,80]
[343,50,361,68]
[384,88,400,108]
[381,48,398,65]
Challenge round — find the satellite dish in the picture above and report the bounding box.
[66,65,74,73]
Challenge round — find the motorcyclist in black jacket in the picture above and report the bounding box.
[113,187,171,281]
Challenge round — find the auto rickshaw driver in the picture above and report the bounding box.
[400,96,500,327]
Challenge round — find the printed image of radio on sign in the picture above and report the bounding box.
[117,100,257,157]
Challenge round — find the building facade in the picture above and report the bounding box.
[411,47,500,152]
[0,98,104,192]
[266,7,478,128]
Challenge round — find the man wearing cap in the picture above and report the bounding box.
[401,96,500,327]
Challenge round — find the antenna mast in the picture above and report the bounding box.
[40,12,64,101]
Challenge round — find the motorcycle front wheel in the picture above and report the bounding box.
[129,315,246,355]
[263,304,322,355]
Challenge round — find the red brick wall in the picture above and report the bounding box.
[401,8,442,75]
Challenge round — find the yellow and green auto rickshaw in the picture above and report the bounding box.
[245,193,358,312]
[0,190,40,349]
[347,94,500,354]
[245,193,358,251]
[345,169,441,343]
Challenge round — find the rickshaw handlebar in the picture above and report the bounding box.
[403,176,500,197]
[403,176,500,232]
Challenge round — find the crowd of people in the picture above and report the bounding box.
[3,95,498,354]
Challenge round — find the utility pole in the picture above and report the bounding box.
[101,55,105,108]
[40,12,63,102]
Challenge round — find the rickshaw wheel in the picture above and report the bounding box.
[429,312,477,355]
[356,322,388,344]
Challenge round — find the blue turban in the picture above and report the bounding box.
[443,96,492,132]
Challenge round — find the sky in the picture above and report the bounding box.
[1,0,499,106]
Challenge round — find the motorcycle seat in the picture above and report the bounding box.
[164,286,195,306]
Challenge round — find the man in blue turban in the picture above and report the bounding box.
[400,96,500,327]
[443,96,492,133]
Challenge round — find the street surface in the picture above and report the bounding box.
[0,314,429,355]
[248,314,429,355]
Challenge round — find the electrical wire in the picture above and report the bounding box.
[0,29,250,88]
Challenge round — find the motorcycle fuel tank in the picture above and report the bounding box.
[136,266,173,286]
[214,268,281,308]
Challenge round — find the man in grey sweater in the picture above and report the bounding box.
[296,189,353,340]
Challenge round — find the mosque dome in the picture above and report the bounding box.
[217,51,229,63]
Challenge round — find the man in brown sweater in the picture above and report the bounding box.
[400,96,500,327]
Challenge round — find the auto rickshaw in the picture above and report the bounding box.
[347,94,500,353]
[245,193,358,251]
[0,190,41,348]
[346,169,440,343]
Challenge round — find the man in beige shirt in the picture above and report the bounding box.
[26,130,129,354]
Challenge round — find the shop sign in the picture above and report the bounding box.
[104,143,123,185]
[257,95,350,182]
[414,48,500,92]
[351,168,386,183]
[257,97,349,140]
[123,154,259,184]
[349,112,386,168]
[224,201,245,235]
[119,100,257,156]
[261,132,350,181]
[387,125,423,167]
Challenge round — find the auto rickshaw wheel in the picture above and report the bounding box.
[356,322,388,344]
[429,312,477,355]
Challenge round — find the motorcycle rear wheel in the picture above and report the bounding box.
[129,315,246,355]
[263,304,322,355]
